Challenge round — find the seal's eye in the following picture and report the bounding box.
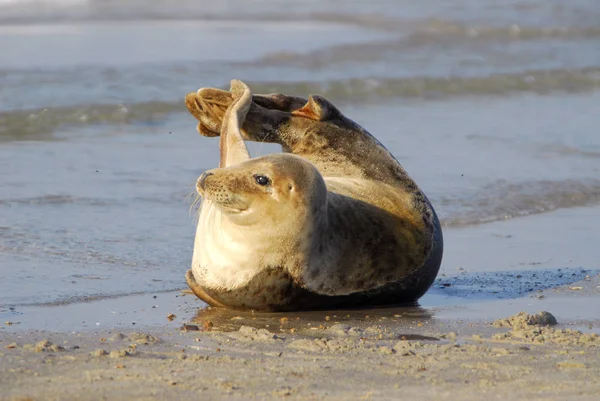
[254,175,270,186]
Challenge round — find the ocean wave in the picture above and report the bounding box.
[439,178,600,227]
[6,287,184,307]
[164,67,600,102]
[0,100,182,141]
[249,21,600,68]
[5,180,598,231]
[4,178,600,232]
[2,2,599,39]
[0,194,115,206]
[0,3,414,29]
[404,19,600,42]
[538,143,600,159]
[2,67,599,141]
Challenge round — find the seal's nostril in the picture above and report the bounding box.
[198,172,214,190]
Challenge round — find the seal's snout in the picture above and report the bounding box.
[197,171,214,192]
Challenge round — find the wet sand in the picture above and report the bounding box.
[2,207,600,400]
[2,292,599,400]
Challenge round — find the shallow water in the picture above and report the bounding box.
[1,0,600,310]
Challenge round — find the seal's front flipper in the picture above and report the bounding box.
[185,270,227,308]
[219,80,252,168]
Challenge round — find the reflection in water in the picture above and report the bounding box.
[190,303,436,337]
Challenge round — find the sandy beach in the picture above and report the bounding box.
[2,283,599,400]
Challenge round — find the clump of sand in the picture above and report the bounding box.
[492,311,558,329]
[20,339,65,353]
[492,311,598,346]
[127,332,161,345]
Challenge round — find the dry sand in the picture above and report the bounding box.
[2,273,600,401]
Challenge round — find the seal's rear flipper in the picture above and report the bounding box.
[219,80,252,167]
[185,89,232,137]
[252,93,307,113]
[185,88,307,138]
[292,95,342,121]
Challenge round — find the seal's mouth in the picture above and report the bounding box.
[197,174,251,213]
[218,205,249,214]
[203,197,250,215]
[199,190,250,213]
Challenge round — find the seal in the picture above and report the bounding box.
[185,80,443,311]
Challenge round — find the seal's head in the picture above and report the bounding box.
[197,153,327,228]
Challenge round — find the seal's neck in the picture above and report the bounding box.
[191,201,312,290]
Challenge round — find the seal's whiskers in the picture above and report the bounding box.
[187,187,204,222]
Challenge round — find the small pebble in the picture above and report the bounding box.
[181,324,200,332]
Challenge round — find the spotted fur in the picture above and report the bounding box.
[185,81,443,311]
